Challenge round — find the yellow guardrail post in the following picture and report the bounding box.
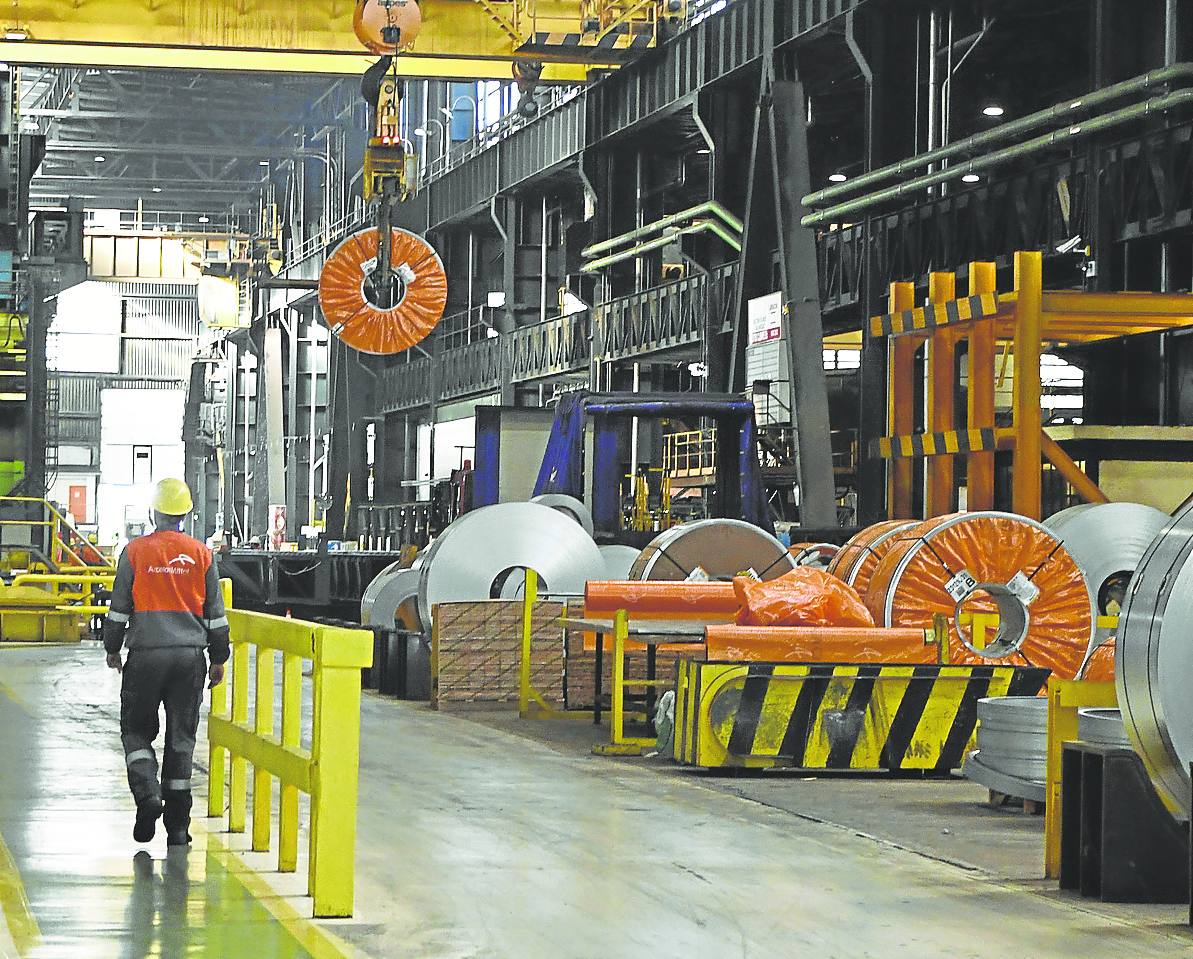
[228,637,250,834]
[308,624,372,917]
[519,568,537,718]
[252,644,275,852]
[208,580,232,819]
[278,647,302,873]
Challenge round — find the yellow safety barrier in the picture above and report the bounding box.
[0,496,114,572]
[517,569,581,721]
[1043,676,1117,879]
[207,582,373,918]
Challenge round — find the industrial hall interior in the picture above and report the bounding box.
[6,0,1193,956]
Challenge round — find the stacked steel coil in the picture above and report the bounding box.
[964,696,1048,803]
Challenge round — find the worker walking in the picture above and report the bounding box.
[104,478,231,846]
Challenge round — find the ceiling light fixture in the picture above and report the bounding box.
[94,155,106,162]
[151,187,162,193]
[4,28,28,41]
[696,148,711,155]
[258,160,270,166]
[982,105,1005,117]
[961,173,981,183]
[198,216,210,223]
[828,172,847,183]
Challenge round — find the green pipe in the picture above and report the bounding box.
[580,220,741,273]
[803,63,1193,208]
[582,201,743,259]
[802,88,1193,227]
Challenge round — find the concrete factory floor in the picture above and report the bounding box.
[2,645,1192,959]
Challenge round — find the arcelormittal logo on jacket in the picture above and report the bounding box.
[148,554,199,575]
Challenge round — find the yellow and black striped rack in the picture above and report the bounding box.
[675,660,1049,771]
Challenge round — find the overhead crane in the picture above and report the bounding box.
[0,0,684,77]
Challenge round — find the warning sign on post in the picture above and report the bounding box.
[748,292,783,344]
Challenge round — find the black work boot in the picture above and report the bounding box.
[133,797,163,843]
[163,790,192,846]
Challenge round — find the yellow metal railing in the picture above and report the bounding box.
[0,496,113,573]
[207,587,373,918]
[662,428,716,477]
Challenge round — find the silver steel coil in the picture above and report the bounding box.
[417,502,605,625]
[360,559,404,623]
[1045,501,1169,617]
[964,696,1048,802]
[1117,502,1193,819]
[529,493,595,539]
[629,519,797,582]
[367,565,424,632]
[599,544,642,580]
[1077,707,1131,749]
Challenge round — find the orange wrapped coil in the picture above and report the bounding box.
[583,580,739,617]
[705,625,936,664]
[864,511,1094,679]
[318,227,447,355]
[826,520,920,598]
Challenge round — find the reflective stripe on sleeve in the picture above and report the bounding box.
[204,616,229,630]
[125,749,155,766]
[106,611,131,623]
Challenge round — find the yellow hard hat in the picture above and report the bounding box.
[151,478,194,516]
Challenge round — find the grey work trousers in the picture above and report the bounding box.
[120,647,206,830]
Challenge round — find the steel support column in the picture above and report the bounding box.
[887,281,916,519]
[966,261,997,510]
[770,77,837,528]
[1012,250,1043,519]
[925,272,956,516]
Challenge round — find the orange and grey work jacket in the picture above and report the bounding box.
[102,529,231,665]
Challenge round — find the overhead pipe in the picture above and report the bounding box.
[804,63,1193,208]
[580,220,742,273]
[582,201,743,259]
[802,87,1193,226]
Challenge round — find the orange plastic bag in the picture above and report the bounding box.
[733,567,875,628]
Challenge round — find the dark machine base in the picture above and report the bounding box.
[1060,742,1189,904]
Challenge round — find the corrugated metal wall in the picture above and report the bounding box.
[118,283,199,381]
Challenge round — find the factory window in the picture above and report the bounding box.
[823,349,860,371]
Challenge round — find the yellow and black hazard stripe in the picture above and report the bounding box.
[527,27,654,51]
[871,427,1006,459]
[869,292,1000,338]
[683,661,1047,771]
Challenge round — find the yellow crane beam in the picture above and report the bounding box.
[0,0,603,79]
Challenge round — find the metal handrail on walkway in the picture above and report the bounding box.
[207,583,373,918]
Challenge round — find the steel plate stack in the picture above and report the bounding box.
[1116,502,1193,820]
[964,696,1048,803]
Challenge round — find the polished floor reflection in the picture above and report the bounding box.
[0,644,317,959]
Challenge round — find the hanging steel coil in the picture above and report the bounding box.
[1117,503,1193,819]
[318,226,447,355]
[629,518,797,582]
[864,511,1093,678]
[827,520,920,597]
[417,502,605,625]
